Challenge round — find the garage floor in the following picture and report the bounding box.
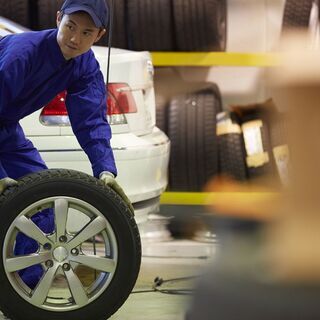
[111,240,215,320]
[0,240,215,320]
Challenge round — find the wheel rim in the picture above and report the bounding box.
[3,196,118,312]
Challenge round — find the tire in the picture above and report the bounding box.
[37,0,64,30]
[282,0,314,29]
[127,0,174,51]
[209,83,223,113]
[155,94,169,134]
[111,0,127,48]
[217,112,248,181]
[0,0,31,28]
[97,0,127,48]
[0,169,141,320]
[269,113,290,185]
[168,89,219,191]
[173,0,227,51]
[269,113,289,148]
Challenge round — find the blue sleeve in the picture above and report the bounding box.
[0,57,28,110]
[66,63,117,178]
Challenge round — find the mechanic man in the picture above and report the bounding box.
[0,0,133,288]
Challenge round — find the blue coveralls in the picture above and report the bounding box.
[0,29,117,288]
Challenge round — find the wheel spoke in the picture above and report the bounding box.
[6,252,51,273]
[14,216,50,245]
[31,264,58,306]
[54,199,69,239]
[64,268,88,307]
[70,255,116,273]
[66,217,107,249]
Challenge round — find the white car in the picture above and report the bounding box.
[0,17,170,232]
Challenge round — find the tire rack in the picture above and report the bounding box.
[153,51,280,203]
[160,191,277,206]
[151,52,279,67]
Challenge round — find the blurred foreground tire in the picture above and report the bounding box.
[168,89,221,191]
[173,0,227,51]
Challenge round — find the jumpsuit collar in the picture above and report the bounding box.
[48,29,70,67]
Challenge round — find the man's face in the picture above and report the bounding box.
[56,11,106,60]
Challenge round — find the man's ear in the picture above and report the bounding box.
[94,29,107,43]
[56,11,63,28]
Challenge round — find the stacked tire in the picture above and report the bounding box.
[282,0,315,29]
[127,0,174,51]
[127,0,227,51]
[217,111,247,181]
[0,0,32,28]
[167,87,222,191]
[162,89,290,191]
[4,0,227,51]
[172,0,227,51]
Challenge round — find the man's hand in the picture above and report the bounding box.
[100,172,134,215]
[0,178,18,194]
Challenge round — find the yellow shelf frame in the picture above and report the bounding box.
[160,192,276,206]
[151,52,279,67]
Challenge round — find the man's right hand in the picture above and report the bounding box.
[0,178,18,194]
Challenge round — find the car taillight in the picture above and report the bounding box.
[107,83,138,125]
[40,83,137,126]
[40,91,70,126]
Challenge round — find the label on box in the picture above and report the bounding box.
[246,152,269,168]
[242,120,264,156]
[217,122,242,136]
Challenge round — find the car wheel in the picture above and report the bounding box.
[173,0,227,51]
[127,0,174,51]
[282,0,314,29]
[0,169,141,320]
[168,89,220,191]
[37,0,64,30]
[217,111,248,181]
[0,0,30,28]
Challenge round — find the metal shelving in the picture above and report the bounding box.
[160,192,276,205]
[151,52,279,67]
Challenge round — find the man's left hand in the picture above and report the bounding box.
[100,172,134,215]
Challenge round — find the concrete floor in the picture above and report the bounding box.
[111,240,215,320]
[0,240,215,320]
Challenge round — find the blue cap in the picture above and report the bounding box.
[61,0,109,28]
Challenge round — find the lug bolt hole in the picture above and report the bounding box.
[43,243,52,250]
[63,263,71,271]
[59,235,67,243]
[71,248,79,256]
[45,260,53,268]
